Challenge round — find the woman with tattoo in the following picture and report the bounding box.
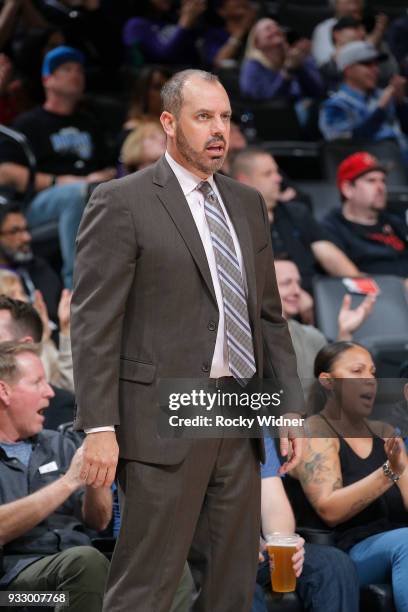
[292,341,408,611]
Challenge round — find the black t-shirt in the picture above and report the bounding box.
[0,106,106,175]
[271,201,331,292]
[323,208,408,277]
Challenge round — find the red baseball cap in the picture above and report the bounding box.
[336,152,386,192]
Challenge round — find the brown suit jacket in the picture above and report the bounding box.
[71,156,301,463]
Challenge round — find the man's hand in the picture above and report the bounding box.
[80,431,119,488]
[366,12,388,48]
[379,75,407,108]
[229,2,257,39]
[279,416,304,474]
[179,0,206,29]
[58,289,72,337]
[337,293,376,341]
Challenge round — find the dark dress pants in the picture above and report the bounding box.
[103,437,261,612]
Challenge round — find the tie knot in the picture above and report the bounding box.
[198,181,213,199]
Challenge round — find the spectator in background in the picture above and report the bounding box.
[275,256,374,395]
[124,65,172,132]
[0,45,117,288]
[12,26,66,106]
[120,119,166,174]
[323,152,408,279]
[123,0,206,68]
[292,342,408,610]
[201,0,257,69]
[220,119,247,175]
[0,295,74,393]
[319,16,365,91]
[0,0,48,51]
[240,18,325,125]
[0,203,62,323]
[253,435,360,612]
[312,0,364,67]
[387,13,408,78]
[231,147,359,294]
[120,64,171,152]
[0,268,26,300]
[0,342,111,612]
[319,41,408,162]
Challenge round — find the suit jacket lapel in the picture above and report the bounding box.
[214,174,257,326]
[153,156,217,304]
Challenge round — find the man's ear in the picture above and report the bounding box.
[341,180,354,201]
[0,380,12,407]
[235,172,252,187]
[160,111,176,138]
[319,372,334,391]
[20,336,34,344]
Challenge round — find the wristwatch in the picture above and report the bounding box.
[383,460,400,483]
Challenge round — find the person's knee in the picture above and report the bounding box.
[391,528,408,562]
[59,546,109,591]
[304,544,358,586]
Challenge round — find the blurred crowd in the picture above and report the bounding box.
[0,1,407,611]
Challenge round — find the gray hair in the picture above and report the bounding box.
[161,69,221,117]
[0,341,40,383]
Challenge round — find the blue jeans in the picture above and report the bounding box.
[349,527,408,612]
[252,543,359,612]
[26,182,87,288]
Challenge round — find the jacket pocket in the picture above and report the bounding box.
[119,357,157,384]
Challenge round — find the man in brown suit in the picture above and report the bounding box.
[71,69,303,612]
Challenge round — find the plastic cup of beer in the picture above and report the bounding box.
[266,533,299,593]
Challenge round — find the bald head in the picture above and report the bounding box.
[161,69,221,118]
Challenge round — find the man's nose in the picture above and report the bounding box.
[211,116,227,134]
[45,382,55,399]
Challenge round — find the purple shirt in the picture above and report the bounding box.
[240,57,325,100]
[123,17,200,65]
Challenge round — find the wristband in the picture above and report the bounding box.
[383,460,400,483]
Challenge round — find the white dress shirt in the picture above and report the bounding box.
[85,151,248,434]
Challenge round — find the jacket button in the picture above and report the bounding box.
[208,321,216,331]
[201,362,210,372]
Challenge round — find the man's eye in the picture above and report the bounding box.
[198,114,209,120]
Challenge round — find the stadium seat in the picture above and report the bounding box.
[322,140,408,187]
[294,180,339,220]
[232,99,303,141]
[313,275,408,377]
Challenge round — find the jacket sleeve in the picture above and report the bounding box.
[71,180,137,430]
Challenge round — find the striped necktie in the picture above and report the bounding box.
[198,180,256,384]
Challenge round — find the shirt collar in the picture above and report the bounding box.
[165,151,216,197]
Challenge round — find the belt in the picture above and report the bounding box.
[208,376,236,389]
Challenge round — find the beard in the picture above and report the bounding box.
[175,124,227,176]
[0,242,33,265]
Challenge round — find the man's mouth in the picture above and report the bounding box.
[360,392,374,402]
[206,143,225,155]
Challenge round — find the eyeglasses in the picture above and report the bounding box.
[0,226,30,237]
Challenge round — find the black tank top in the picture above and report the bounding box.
[319,415,408,551]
